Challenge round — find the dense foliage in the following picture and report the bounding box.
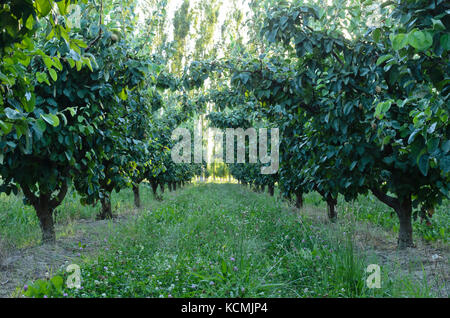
[0,0,448,250]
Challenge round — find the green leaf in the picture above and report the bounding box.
[57,0,68,15]
[391,33,408,50]
[0,120,13,134]
[0,72,15,85]
[442,140,450,154]
[41,114,60,127]
[408,129,420,145]
[4,108,22,120]
[35,118,47,132]
[24,92,36,112]
[49,69,58,82]
[36,72,50,85]
[427,137,439,153]
[376,54,393,66]
[25,14,35,30]
[427,122,437,134]
[407,30,433,51]
[119,88,128,101]
[431,19,445,31]
[440,156,450,173]
[374,100,392,119]
[67,107,77,116]
[417,153,429,176]
[50,276,64,291]
[440,33,450,50]
[36,0,52,17]
[372,28,381,43]
[43,56,54,70]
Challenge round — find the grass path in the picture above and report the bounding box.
[0,183,448,297]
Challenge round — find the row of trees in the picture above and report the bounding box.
[1,0,448,250]
[0,0,202,243]
[186,0,449,249]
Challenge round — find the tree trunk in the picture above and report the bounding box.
[150,180,158,200]
[268,184,274,196]
[133,184,140,208]
[168,182,173,192]
[395,199,414,249]
[326,196,337,221]
[173,182,177,191]
[371,188,414,249]
[22,184,68,244]
[260,185,265,193]
[36,204,55,244]
[159,182,165,194]
[98,194,113,219]
[295,190,303,209]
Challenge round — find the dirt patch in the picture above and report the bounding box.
[0,212,138,298]
[300,205,449,297]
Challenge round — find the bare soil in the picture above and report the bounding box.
[0,212,138,297]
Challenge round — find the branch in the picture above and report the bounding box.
[331,50,344,67]
[370,187,400,212]
[21,184,38,206]
[50,182,68,209]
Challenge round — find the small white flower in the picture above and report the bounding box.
[431,254,442,261]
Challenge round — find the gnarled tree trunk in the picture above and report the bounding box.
[22,184,68,244]
[36,202,55,244]
[371,188,414,249]
[133,184,140,208]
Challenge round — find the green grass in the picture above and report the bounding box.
[2,183,446,298]
[0,183,157,249]
[24,183,438,298]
